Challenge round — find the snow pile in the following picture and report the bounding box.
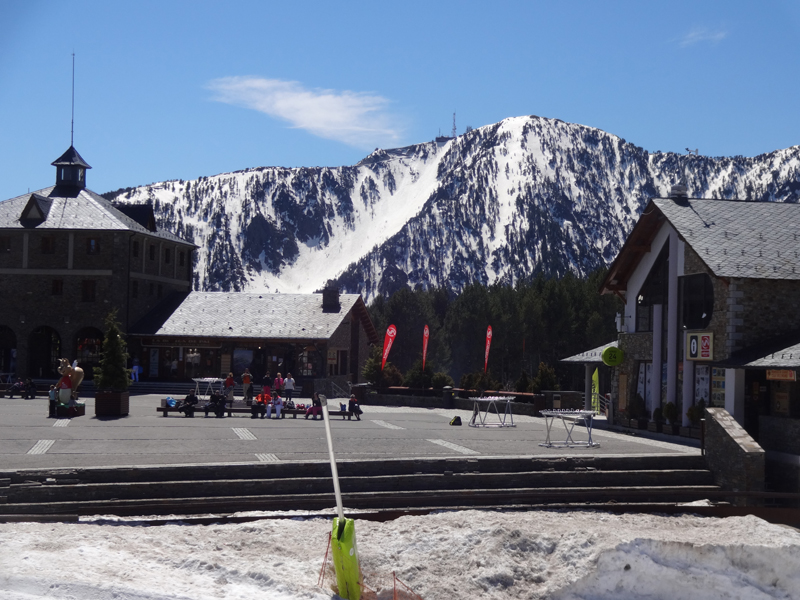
[1,510,799,599]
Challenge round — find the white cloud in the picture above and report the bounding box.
[676,27,728,48]
[207,77,403,149]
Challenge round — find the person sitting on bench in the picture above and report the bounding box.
[305,392,322,420]
[251,392,268,419]
[266,391,284,419]
[203,393,227,418]
[348,394,362,421]
[177,391,199,417]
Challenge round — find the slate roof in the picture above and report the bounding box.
[132,292,374,342]
[51,145,92,169]
[561,341,618,364]
[714,331,800,369]
[654,198,800,281]
[0,186,192,245]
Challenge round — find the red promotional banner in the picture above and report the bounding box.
[382,324,397,371]
[484,326,492,373]
[422,325,430,371]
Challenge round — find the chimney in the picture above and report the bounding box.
[322,285,341,312]
[669,183,689,206]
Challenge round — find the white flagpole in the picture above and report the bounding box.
[320,395,345,521]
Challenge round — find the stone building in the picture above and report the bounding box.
[128,287,379,395]
[0,146,195,378]
[597,185,800,485]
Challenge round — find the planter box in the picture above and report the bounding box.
[95,391,130,417]
[648,421,664,433]
[56,404,85,418]
[666,423,680,435]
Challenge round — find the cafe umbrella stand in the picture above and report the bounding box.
[320,394,362,600]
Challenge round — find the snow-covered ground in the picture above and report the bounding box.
[1,509,799,599]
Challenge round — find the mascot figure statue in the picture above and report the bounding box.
[57,358,85,407]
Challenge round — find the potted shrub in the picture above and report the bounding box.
[662,401,679,434]
[651,406,664,433]
[686,399,705,428]
[93,310,130,417]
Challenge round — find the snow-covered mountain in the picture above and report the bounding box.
[105,115,800,302]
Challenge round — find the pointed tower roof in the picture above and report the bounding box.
[51,145,92,169]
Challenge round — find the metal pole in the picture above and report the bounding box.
[320,394,344,521]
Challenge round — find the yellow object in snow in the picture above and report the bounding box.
[331,517,361,600]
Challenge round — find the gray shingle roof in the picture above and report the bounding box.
[561,341,618,363]
[654,198,800,280]
[742,342,800,368]
[0,186,192,245]
[147,292,364,340]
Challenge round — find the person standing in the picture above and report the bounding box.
[48,385,57,417]
[224,372,235,407]
[242,368,253,402]
[273,372,284,396]
[131,357,140,382]
[283,373,295,402]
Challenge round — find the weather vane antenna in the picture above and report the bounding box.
[71,52,75,146]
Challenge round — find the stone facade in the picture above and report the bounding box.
[704,407,765,506]
[611,332,652,425]
[682,244,730,359]
[0,228,192,377]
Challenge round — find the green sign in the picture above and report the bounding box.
[601,346,624,366]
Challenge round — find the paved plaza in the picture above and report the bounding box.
[0,394,700,471]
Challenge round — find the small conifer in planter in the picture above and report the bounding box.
[93,310,130,417]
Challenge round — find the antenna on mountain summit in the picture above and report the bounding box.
[451,112,457,138]
[71,52,75,146]
[685,148,698,156]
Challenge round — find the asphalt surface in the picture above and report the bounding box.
[0,394,700,471]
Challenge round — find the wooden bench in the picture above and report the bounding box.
[156,403,352,419]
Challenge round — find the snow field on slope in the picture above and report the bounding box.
[270,143,451,293]
[1,510,799,600]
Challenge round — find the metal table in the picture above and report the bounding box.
[539,410,599,447]
[192,377,224,401]
[468,396,515,428]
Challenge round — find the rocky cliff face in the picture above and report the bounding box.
[104,115,800,302]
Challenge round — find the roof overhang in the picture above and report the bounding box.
[599,199,665,298]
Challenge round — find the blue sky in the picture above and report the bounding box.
[1,1,799,200]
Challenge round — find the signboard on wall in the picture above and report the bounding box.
[686,332,714,361]
[767,370,797,381]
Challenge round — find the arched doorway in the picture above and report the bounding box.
[28,326,61,378]
[75,327,104,380]
[0,326,17,375]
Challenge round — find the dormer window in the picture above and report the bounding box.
[86,238,100,255]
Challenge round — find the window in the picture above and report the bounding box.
[132,241,139,258]
[0,236,10,252]
[81,280,96,302]
[51,280,63,295]
[86,238,100,255]
[149,244,155,261]
[164,248,171,264]
[179,251,185,266]
[41,236,55,254]
[635,243,668,333]
[132,280,138,298]
[681,273,714,330]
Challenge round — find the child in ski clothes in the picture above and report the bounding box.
[283,373,295,401]
[348,394,362,421]
[266,391,284,419]
[48,385,57,417]
[305,392,322,419]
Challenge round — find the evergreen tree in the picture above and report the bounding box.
[93,310,130,391]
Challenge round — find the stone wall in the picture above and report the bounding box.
[611,332,651,425]
[682,244,730,359]
[758,415,800,455]
[737,278,800,352]
[704,407,765,506]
